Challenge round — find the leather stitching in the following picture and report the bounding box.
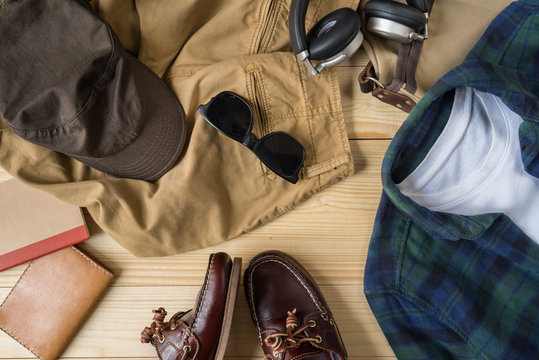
[191,253,215,334]
[0,247,110,360]
[156,340,191,360]
[155,313,199,359]
[155,342,165,360]
[291,350,323,360]
[304,310,345,357]
[0,260,43,359]
[248,256,325,335]
[71,246,113,278]
[0,326,45,360]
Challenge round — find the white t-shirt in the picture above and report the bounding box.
[396,86,539,243]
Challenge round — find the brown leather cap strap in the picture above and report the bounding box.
[399,0,434,94]
[403,39,424,93]
[387,42,411,92]
[358,61,416,113]
[373,87,416,113]
[390,0,434,95]
[386,39,423,95]
[358,61,376,93]
[358,0,434,113]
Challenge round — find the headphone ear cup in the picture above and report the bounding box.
[406,0,429,13]
[364,0,427,32]
[306,8,361,60]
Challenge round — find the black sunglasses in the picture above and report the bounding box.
[197,91,306,184]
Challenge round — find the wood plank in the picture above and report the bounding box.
[0,52,400,360]
[0,140,390,288]
[3,358,398,360]
[337,49,408,139]
[0,285,395,359]
[338,66,407,140]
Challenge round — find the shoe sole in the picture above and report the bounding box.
[214,257,242,360]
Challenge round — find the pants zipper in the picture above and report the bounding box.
[256,0,280,53]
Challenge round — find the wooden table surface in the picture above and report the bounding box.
[0,50,406,360]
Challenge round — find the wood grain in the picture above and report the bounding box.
[0,140,389,288]
[0,285,394,359]
[2,358,398,360]
[338,68,407,139]
[0,140,398,359]
[0,49,402,359]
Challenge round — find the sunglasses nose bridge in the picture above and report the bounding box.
[242,135,257,150]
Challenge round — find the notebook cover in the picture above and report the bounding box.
[0,246,113,360]
[0,179,89,271]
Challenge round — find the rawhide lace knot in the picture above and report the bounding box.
[264,309,321,356]
[140,307,187,344]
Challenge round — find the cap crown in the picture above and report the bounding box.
[0,0,143,157]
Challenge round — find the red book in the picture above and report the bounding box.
[0,179,89,271]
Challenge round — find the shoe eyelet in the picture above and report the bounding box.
[315,335,322,344]
[170,321,178,330]
[183,345,192,354]
[309,320,316,328]
[158,334,166,344]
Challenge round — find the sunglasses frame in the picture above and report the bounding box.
[198,91,306,184]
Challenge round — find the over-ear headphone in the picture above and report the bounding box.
[289,0,363,76]
[364,0,429,43]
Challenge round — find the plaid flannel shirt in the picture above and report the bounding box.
[364,1,539,359]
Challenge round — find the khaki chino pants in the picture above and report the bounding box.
[0,0,358,256]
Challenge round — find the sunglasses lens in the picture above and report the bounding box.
[205,93,251,141]
[256,133,305,182]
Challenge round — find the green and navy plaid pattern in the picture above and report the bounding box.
[364,1,539,359]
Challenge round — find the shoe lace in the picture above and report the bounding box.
[140,308,190,354]
[264,309,322,356]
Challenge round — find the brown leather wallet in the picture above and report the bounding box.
[0,246,113,360]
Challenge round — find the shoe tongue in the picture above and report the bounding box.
[178,309,195,327]
[178,285,204,327]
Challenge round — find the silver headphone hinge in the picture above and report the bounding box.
[408,13,429,41]
[423,12,429,39]
[296,50,319,77]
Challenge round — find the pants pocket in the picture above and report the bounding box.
[246,65,276,178]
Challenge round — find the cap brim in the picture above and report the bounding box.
[72,51,187,182]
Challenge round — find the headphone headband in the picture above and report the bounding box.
[289,0,362,76]
[289,0,310,55]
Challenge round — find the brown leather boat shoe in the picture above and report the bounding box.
[141,253,241,360]
[244,251,348,360]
